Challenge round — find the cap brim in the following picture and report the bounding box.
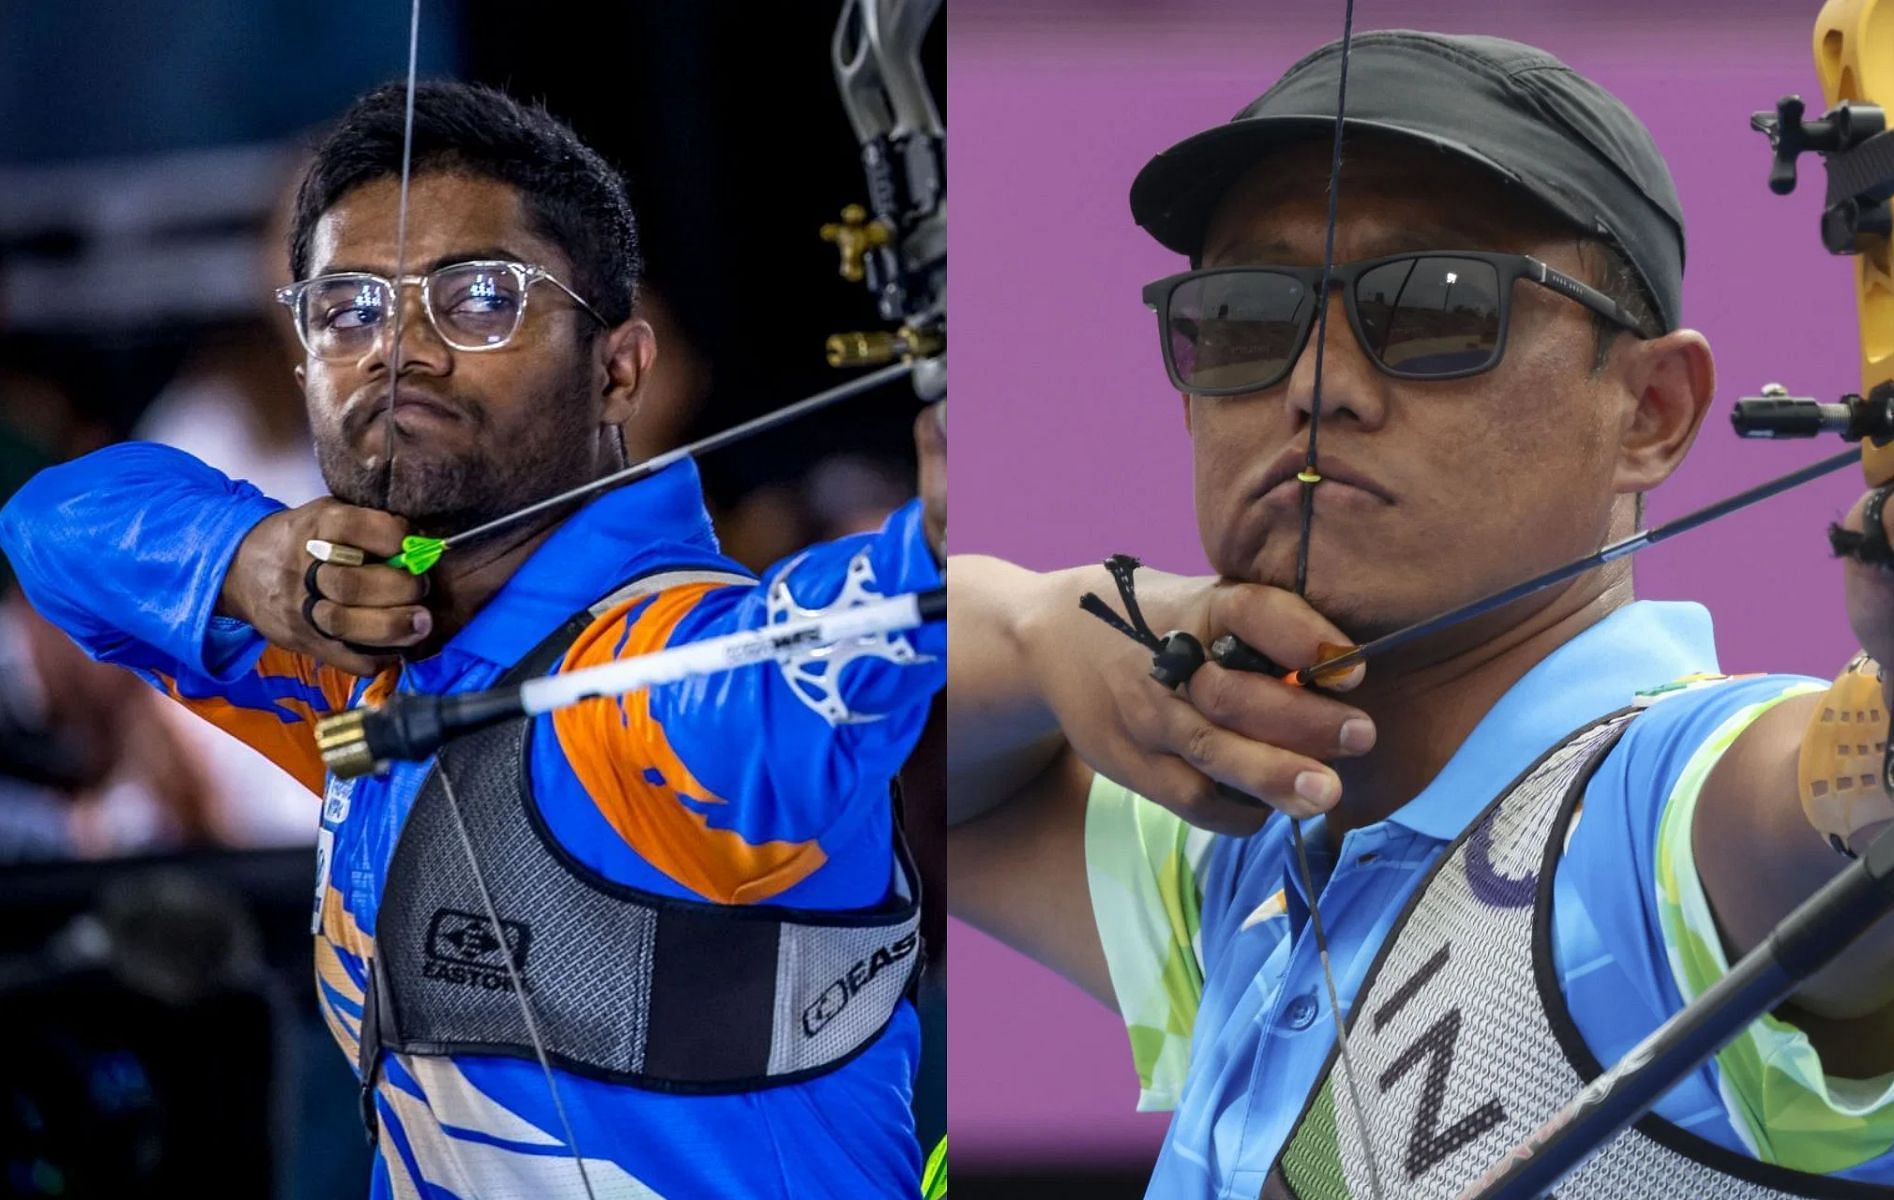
[1130,115,1536,260]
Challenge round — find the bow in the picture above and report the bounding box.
[1455,4,1894,1194]
[322,3,946,1195]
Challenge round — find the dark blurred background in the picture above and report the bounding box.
[0,4,943,1196]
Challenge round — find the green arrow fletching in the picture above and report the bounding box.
[386,536,444,575]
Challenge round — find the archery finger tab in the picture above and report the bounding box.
[1150,630,1208,688]
[1800,653,1894,857]
[306,539,367,568]
[1210,633,1283,676]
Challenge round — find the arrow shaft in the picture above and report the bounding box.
[520,587,941,715]
[439,361,917,552]
[1303,447,1862,683]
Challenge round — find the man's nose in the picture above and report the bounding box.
[1281,286,1386,430]
[366,280,450,375]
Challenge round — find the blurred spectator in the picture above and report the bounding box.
[715,449,914,573]
[135,151,320,506]
[121,161,323,848]
[0,371,220,862]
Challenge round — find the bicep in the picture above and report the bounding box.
[948,745,1114,1006]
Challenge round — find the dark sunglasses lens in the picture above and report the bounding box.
[1164,272,1311,391]
[1355,257,1502,376]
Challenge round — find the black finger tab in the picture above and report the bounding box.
[1210,635,1284,676]
[1149,630,1207,689]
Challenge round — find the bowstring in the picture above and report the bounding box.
[378,7,598,1195]
[438,759,598,1196]
[1290,4,1388,1197]
[380,0,420,513]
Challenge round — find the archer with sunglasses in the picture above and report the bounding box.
[949,28,1894,1200]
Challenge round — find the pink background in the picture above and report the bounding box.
[948,0,1871,1168]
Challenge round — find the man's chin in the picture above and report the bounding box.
[1233,551,1413,644]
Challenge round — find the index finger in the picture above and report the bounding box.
[1205,582,1363,688]
[315,504,411,560]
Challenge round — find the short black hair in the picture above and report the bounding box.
[1582,238,1662,371]
[289,80,640,329]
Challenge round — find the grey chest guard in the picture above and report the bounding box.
[1263,706,1894,1200]
[355,569,924,1114]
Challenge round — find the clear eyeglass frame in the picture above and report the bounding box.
[274,259,607,360]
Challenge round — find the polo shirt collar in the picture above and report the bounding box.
[1382,599,1721,842]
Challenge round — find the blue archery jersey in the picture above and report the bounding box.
[0,442,944,1199]
[1084,600,1894,1198]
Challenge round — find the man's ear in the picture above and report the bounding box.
[1612,327,1715,496]
[600,317,657,428]
[1181,391,1194,435]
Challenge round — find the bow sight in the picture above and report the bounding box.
[1741,68,1894,467]
[1754,95,1892,251]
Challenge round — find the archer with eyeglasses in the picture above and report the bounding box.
[0,78,945,1199]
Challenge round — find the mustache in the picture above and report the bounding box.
[341,387,478,442]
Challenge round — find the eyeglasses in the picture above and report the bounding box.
[1141,251,1648,396]
[275,259,607,361]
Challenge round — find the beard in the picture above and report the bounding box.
[315,359,599,540]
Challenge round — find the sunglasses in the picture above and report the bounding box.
[1141,251,1647,396]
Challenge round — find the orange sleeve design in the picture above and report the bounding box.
[551,583,827,905]
[158,649,379,796]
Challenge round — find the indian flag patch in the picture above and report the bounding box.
[1633,672,1759,707]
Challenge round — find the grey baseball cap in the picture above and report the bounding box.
[1130,31,1686,332]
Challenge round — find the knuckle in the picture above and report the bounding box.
[369,609,414,644]
[312,563,344,600]
[309,598,340,637]
[1185,667,1226,717]
[1182,722,1220,772]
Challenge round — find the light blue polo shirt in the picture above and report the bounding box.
[1086,599,1894,1198]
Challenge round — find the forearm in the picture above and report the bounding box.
[0,443,280,679]
[947,554,1227,824]
[945,555,1065,824]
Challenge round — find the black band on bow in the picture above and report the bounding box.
[1078,554,1209,688]
[1828,482,1894,565]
